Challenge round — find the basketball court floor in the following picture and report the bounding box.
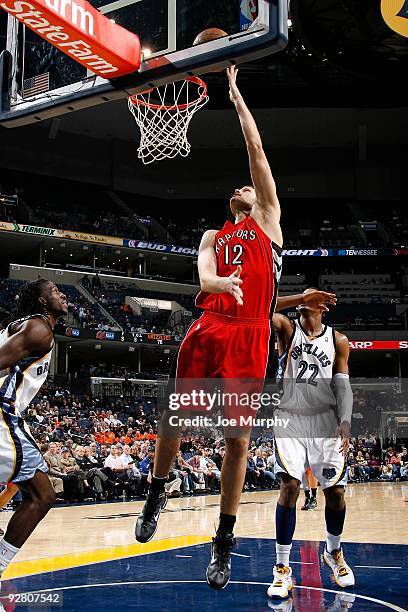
[0,482,406,611]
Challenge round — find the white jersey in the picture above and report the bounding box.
[276,319,337,415]
[0,314,54,416]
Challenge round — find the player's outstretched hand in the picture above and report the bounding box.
[222,265,243,305]
[301,290,337,312]
[336,421,351,456]
[226,66,241,103]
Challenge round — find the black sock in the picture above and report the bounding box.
[305,490,311,500]
[151,476,166,493]
[311,488,317,499]
[276,503,296,544]
[325,505,346,536]
[217,513,236,537]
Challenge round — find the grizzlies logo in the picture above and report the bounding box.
[381,0,408,37]
[322,467,337,480]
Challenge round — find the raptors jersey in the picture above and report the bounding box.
[0,314,54,416]
[196,216,282,320]
[277,319,337,415]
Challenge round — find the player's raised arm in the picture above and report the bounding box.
[227,67,280,224]
[197,230,244,305]
[0,318,53,370]
[276,289,337,313]
[272,312,294,350]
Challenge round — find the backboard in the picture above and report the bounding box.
[0,0,287,127]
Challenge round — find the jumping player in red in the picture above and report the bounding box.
[135,68,334,590]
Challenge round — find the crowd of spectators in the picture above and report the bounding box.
[0,278,117,332]
[89,283,191,337]
[347,443,408,483]
[2,174,408,250]
[1,272,406,340]
[1,380,405,510]
[0,203,16,223]
[64,285,117,332]
[0,277,191,336]
[318,217,360,248]
[0,178,140,237]
[158,203,408,250]
[159,216,215,248]
[0,278,19,321]
[390,210,408,247]
[81,362,170,381]
[332,313,403,330]
[31,200,134,238]
[0,184,23,224]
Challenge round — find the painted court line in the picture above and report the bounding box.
[291,561,314,565]
[19,580,406,612]
[2,536,211,580]
[355,565,402,570]
[231,553,251,558]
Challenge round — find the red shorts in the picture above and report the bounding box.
[172,312,272,421]
[176,311,271,380]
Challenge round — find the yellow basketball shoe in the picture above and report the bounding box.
[267,564,293,599]
[324,548,355,588]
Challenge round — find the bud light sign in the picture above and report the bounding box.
[240,0,258,31]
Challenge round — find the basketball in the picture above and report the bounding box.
[193,28,229,46]
[193,29,229,73]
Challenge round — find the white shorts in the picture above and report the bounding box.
[274,410,347,489]
[0,408,48,485]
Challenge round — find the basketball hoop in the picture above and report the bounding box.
[128,77,209,165]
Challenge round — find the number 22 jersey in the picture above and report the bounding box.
[277,319,337,415]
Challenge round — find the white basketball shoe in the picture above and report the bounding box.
[324,548,355,588]
[267,564,293,599]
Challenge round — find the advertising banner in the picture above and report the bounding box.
[0,0,140,77]
[0,221,123,246]
[2,222,408,258]
[55,324,408,351]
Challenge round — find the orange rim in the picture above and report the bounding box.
[128,76,207,112]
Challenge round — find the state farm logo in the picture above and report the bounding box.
[45,0,94,35]
[1,0,115,73]
[1,0,141,78]
[1,0,95,39]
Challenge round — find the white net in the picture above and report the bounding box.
[128,77,209,165]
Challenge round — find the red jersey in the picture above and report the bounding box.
[196,216,282,320]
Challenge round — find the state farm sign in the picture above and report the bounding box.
[0,0,140,77]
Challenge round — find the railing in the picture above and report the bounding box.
[78,281,122,331]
